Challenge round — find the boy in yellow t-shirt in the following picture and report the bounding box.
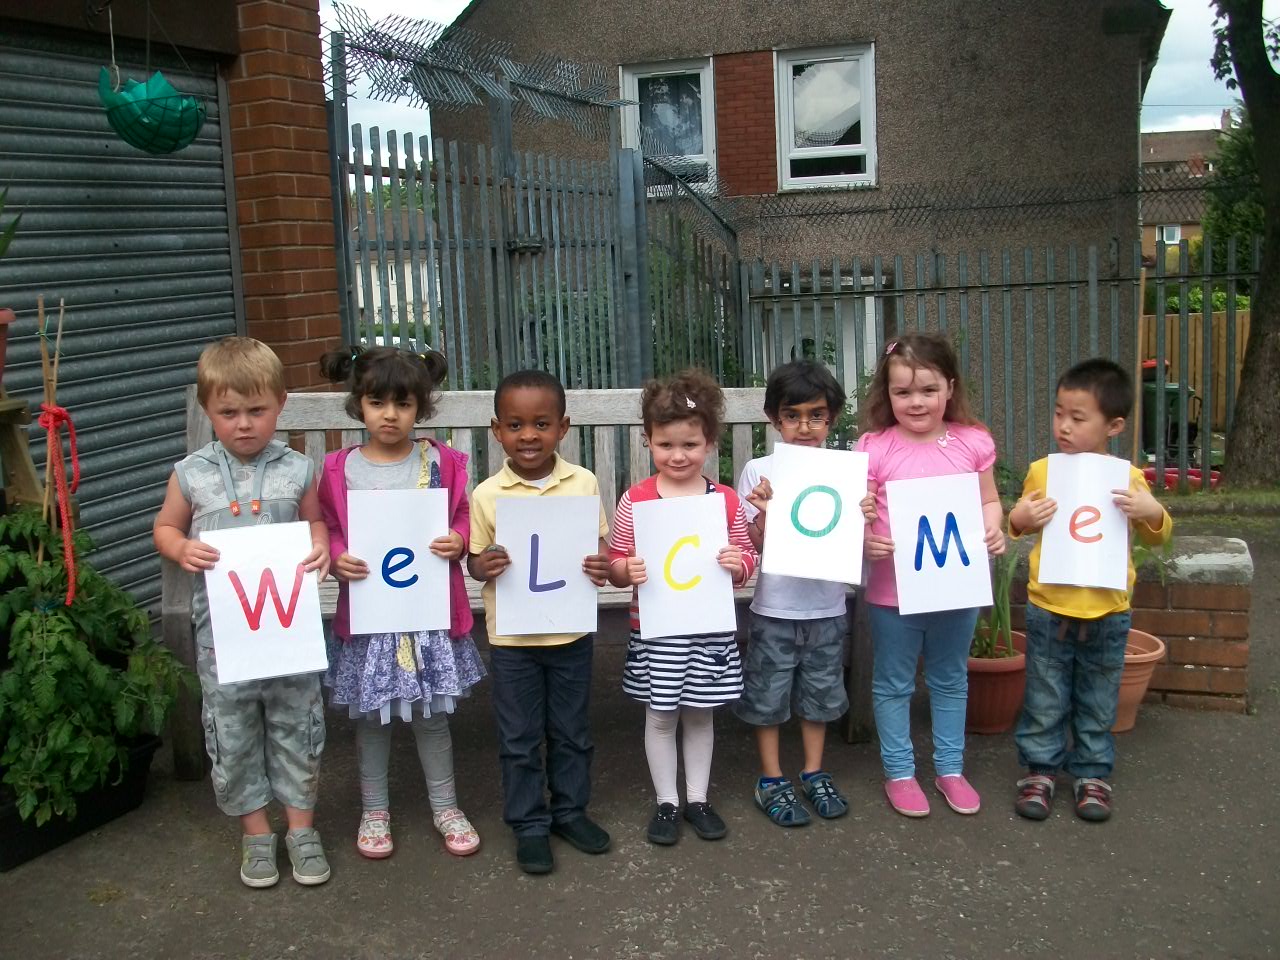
[1008,359,1171,824]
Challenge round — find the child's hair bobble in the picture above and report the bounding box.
[319,343,364,384]
[885,340,898,356]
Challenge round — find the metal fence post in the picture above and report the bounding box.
[328,31,357,342]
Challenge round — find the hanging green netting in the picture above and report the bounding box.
[98,66,206,155]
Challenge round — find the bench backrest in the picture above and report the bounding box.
[183,385,774,521]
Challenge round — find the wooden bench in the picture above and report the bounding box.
[161,386,873,780]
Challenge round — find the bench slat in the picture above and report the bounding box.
[593,425,617,526]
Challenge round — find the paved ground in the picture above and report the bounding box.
[2,516,1276,960]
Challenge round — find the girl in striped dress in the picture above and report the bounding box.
[607,369,758,846]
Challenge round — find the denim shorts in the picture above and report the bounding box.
[734,612,848,726]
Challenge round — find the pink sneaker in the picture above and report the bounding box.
[884,777,930,817]
[934,774,981,814]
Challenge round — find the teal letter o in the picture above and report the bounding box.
[791,485,842,538]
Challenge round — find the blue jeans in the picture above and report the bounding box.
[1014,603,1129,780]
[868,604,978,780]
[490,635,595,836]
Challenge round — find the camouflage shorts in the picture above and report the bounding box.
[734,613,849,726]
[196,646,326,816]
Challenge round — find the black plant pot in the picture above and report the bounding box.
[0,734,161,872]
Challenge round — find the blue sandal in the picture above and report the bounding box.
[801,771,850,819]
[754,778,811,827]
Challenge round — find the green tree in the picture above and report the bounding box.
[1211,3,1280,486]
[1202,109,1264,273]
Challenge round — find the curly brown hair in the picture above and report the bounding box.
[318,345,448,423]
[641,368,725,443]
[860,333,979,433]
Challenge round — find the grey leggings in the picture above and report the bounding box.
[356,712,457,813]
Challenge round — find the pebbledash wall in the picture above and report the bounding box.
[0,0,338,610]
[1010,537,1255,714]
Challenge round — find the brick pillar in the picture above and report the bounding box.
[227,0,340,390]
[713,52,778,197]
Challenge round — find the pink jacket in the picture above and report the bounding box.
[318,440,474,640]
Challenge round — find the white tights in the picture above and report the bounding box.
[644,705,715,805]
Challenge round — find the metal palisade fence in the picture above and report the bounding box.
[740,235,1261,489]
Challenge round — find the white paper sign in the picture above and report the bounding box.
[886,472,993,615]
[495,496,601,636]
[760,444,868,585]
[1038,452,1131,590]
[347,488,450,634]
[202,522,327,684]
[633,493,737,640]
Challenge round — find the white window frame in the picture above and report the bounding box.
[1159,224,1181,245]
[620,58,716,180]
[775,44,877,191]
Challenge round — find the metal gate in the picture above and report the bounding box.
[0,24,239,610]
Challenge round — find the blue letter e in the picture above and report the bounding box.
[382,547,418,588]
[914,513,970,572]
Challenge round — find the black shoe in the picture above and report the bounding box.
[551,816,611,854]
[646,802,680,846]
[515,834,553,874]
[683,801,728,840]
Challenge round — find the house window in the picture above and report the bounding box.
[775,45,877,190]
[1159,224,1181,245]
[621,59,715,183]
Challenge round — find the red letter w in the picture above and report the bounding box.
[228,564,306,630]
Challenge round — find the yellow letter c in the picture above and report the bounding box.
[663,535,702,591]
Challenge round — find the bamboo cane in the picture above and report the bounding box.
[35,298,66,563]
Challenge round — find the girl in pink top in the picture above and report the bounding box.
[856,334,1005,818]
[317,346,484,861]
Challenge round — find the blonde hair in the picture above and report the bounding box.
[196,337,285,406]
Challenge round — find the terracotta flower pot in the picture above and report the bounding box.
[0,307,14,386]
[1113,628,1165,733]
[966,630,1027,734]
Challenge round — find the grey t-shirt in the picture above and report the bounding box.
[343,442,438,491]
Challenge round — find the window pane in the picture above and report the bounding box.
[791,59,861,148]
[638,73,704,156]
[790,154,867,179]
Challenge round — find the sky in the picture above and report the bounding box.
[319,0,1277,144]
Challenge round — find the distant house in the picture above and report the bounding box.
[1139,112,1229,266]
[436,0,1171,262]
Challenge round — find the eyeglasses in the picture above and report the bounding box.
[779,412,831,428]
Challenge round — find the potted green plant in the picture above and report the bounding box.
[966,547,1027,734]
[0,506,189,871]
[1114,540,1172,733]
[0,186,21,386]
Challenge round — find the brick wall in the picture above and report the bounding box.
[1009,536,1253,714]
[713,52,777,197]
[226,0,340,389]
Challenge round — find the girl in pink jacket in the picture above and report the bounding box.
[318,346,484,860]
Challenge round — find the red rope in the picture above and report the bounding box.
[37,403,80,606]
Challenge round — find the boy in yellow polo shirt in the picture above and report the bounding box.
[1008,359,1171,823]
[468,370,611,875]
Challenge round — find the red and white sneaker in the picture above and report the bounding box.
[433,807,481,856]
[357,810,393,859]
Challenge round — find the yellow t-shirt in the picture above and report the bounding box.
[469,454,610,647]
[1012,456,1172,620]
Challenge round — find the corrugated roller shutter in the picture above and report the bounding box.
[0,24,239,612]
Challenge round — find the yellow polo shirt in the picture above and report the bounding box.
[1012,457,1172,620]
[469,454,610,647]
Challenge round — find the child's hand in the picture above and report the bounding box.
[1012,490,1057,532]
[745,477,772,516]
[178,538,220,573]
[335,552,369,581]
[860,493,877,523]
[984,523,1007,557]
[472,545,511,580]
[582,553,610,587]
[864,534,895,560]
[1111,484,1165,528]
[430,531,466,561]
[625,555,647,586]
[303,542,330,580]
[717,545,745,584]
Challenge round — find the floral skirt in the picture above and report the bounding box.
[326,629,486,724]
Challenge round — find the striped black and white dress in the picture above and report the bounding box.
[608,476,757,710]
